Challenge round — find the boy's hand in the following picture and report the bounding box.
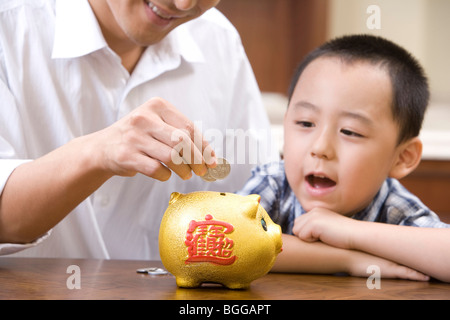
[292,208,357,249]
[346,249,430,281]
[291,212,430,281]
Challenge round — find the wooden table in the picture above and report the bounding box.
[1,257,449,301]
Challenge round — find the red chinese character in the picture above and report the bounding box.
[184,214,237,265]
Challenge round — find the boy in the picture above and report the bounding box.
[238,35,450,282]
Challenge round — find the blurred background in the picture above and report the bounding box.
[217,0,450,220]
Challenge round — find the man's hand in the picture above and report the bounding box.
[0,97,217,243]
[93,97,216,181]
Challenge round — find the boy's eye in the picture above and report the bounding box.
[296,121,314,128]
[341,129,364,138]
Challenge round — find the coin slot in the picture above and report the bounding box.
[220,192,226,196]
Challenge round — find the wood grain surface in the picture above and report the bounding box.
[1,257,449,300]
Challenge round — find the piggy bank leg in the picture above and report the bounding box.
[222,281,251,290]
[175,276,202,288]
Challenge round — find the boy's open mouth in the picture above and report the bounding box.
[306,174,337,189]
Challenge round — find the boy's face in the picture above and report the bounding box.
[283,57,402,216]
[91,0,219,46]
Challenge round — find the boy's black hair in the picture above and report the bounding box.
[288,34,429,144]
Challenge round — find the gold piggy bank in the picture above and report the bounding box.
[159,191,282,289]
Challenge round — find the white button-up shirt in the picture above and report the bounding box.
[0,0,276,259]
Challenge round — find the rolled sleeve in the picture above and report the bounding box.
[0,159,30,196]
[0,159,46,256]
[0,231,51,256]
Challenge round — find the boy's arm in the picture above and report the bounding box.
[292,208,450,282]
[273,234,429,281]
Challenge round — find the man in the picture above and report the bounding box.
[0,0,276,259]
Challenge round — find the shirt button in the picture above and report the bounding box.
[100,195,110,207]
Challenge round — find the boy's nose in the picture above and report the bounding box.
[174,0,197,11]
[310,129,336,160]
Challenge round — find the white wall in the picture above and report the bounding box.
[327,0,450,104]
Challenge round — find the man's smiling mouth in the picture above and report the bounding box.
[145,1,177,20]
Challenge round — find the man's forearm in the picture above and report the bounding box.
[0,135,112,244]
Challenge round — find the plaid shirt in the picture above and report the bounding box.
[238,161,449,234]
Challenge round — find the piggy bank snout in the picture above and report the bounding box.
[271,223,283,254]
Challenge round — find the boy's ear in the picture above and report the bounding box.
[389,137,422,179]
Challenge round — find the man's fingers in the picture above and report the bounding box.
[110,97,217,180]
[150,98,217,169]
[169,127,208,177]
[121,152,173,181]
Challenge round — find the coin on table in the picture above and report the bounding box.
[201,157,230,182]
[136,267,168,275]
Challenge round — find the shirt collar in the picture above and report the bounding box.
[352,179,390,222]
[129,24,205,83]
[169,23,205,64]
[52,0,107,59]
[52,0,205,64]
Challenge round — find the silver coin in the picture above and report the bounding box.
[210,158,231,180]
[200,169,216,182]
[201,157,230,182]
[210,157,231,180]
[136,267,168,275]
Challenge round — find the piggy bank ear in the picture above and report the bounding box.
[247,194,261,204]
[169,192,182,205]
[242,194,261,219]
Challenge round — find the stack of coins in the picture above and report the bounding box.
[201,157,231,182]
